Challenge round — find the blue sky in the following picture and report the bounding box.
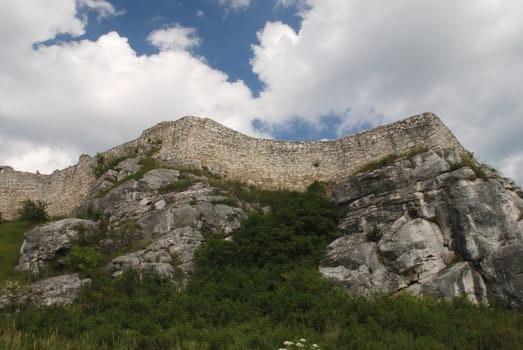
[76,0,302,96]
[0,0,522,184]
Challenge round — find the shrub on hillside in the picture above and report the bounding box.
[18,199,48,223]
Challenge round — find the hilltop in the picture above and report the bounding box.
[0,113,523,348]
[0,112,463,220]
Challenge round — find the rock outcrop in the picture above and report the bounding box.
[30,274,91,307]
[86,165,246,281]
[0,113,465,220]
[0,274,90,310]
[6,121,523,310]
[320,150,523,307]
[16,218,98,275]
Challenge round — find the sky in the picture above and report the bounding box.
[0,0,522,185]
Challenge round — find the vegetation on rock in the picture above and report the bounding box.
[1,181,523,349]
[18,199,48,223]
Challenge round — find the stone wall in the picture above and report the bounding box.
[0,112,466,220]
[0,155,95,221]
[121,112,465,191]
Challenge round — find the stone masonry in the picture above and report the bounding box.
[0,112,465,220]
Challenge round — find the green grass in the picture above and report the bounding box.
[159,178,194,194]
[354,147,431,175]
[448,153,488,180]
[0,221,33,284]
[355,154,399,174]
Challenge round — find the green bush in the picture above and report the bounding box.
[159,179,193,194]
[366,225,383,242]
[355,154,399,174]
[18,199,48,223]
[448,153,488,180]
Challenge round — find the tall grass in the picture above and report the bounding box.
[0,221,33,284]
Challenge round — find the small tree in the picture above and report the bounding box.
[19,199,48,223]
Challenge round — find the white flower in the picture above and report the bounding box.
[300,338,307,343]
[296,343,305,348]
[312,344,320,348]
[283,341,294,346]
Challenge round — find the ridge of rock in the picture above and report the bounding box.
[0,112,465,220]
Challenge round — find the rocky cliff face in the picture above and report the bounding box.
[8,156,247,306]
[320,149,523,308]
[3,147,523,310]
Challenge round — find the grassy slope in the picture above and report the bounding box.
[0,221,32,284]
[1,186,523,349]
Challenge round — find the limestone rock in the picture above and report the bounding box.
[114,157,141,181]
[90,168,181,223]
[16,219,98,275]
[85,169,246,282]
[410,262,488,304]
[480,242,523,309]
[30,274,91,307]
[322,149,523,307]
[106,227,204,281]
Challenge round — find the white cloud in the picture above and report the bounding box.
[0,0,522,187]
[147,24,201,51]
[251,0,523,184]
[78,0,121,20]
[216,0,251,11]
[0,1,256,173]
[0,0,84,49]
[501,154,523,186]
[0,138,77,174]
[275,0,309,11]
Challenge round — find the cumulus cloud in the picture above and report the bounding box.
[0,136,77,174]
[275,0,309,11]
[0,0,522,186]
[501,154,523,184]
[0,0,255,174]
[78,0,121,20]
[216,0,251,11]
[147,25,201,51]
[251,0,523,184]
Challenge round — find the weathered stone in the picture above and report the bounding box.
[320,234,406,297]
[0,113,465,220]
[378,218,452,282]
[322,149,523,307]
[410,262,488,304]
[30,274,91,307]
[115,157,141,181]
[16,219,98,275]
[106,227,204,281]
[139,168,180,189]
[480,242,523,309]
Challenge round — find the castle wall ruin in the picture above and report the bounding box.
[0,112,465,220]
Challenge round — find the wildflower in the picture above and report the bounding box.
[283,341,295,346]
[312,344,320,348]
[300,338,307,343]
[296,343,305,348]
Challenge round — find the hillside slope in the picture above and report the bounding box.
[1,148,523,348]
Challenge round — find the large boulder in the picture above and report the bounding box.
[321,150,523,307]
[30,274,91,307]
[0,274,90,310]
[16,219,98,275]
[86,169,246,281]
[106,226,204,281]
